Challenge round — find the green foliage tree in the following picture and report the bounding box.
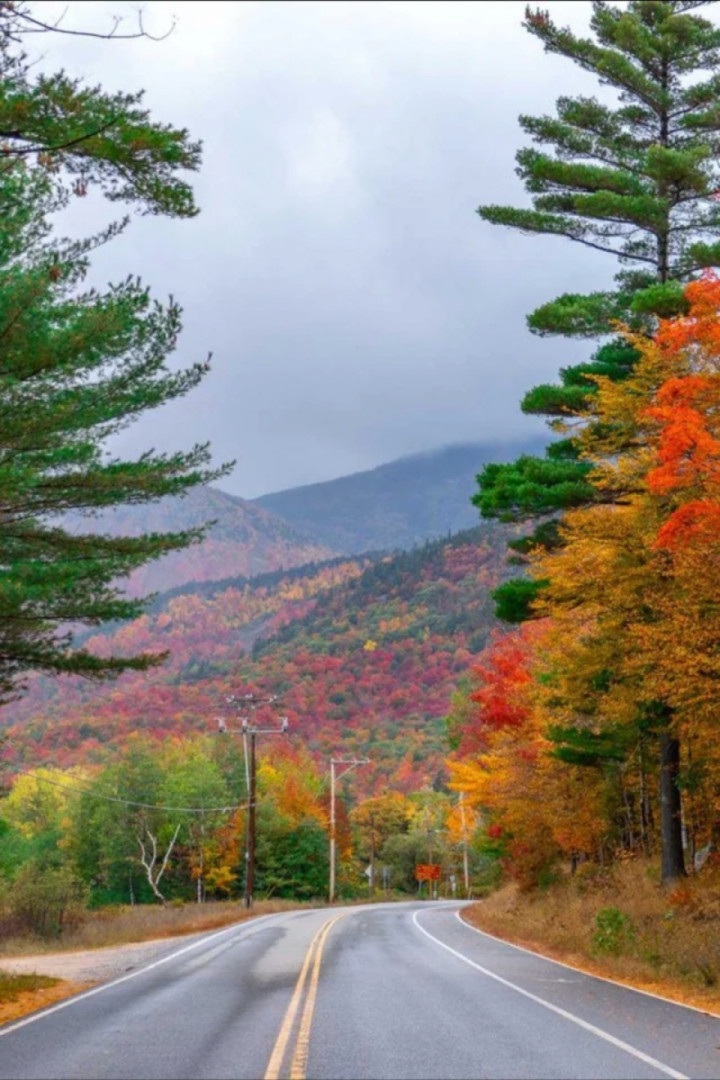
[255,813,329,900]
[0,9,232,702]
[9,861,87,938]
[66,741,172,905]
[159,741,233,903]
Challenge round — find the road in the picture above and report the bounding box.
[0,902,717,1080]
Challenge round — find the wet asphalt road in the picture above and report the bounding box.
[0,902,717,1080]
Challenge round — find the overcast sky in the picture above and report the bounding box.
[32,0,620,498]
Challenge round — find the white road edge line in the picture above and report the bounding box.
[0,911,283,1039]
[456,910,720,1020]
[412,910,688,1080]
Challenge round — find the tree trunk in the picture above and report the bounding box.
[137,824,182,904]
[659,731,685,884]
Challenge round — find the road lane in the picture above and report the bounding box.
[306,904,704,1080]
[417,909,719,1079]
[0,902,717,1080]
[0,908,334,1080]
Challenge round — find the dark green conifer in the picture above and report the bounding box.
[0,9,230,701]
[475,0,720,537]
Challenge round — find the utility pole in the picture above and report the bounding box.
[329,756,369,904]
[219,694,288,909]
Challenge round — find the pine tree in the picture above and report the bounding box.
[475,1,720,525]
[0,12,230,702]
[483,1,720,327]
[0,3,201,218]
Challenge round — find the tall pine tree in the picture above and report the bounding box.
[476,0,720,530]
[0,9,230,702]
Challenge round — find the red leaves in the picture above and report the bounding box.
[644,276,720,549]
[655,272,720,357]
[455,627,538,756]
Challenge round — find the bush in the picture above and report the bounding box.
[592,906,636,956]
[8,863,88,938]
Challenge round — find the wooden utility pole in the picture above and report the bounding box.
[219,694,289,909]
[247,730,257,908]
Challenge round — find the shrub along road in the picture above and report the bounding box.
[0,902,717,1080]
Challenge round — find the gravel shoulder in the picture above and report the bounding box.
[0,934,209,985]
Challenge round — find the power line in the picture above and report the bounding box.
[3,766,248,815]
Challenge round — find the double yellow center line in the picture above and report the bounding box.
[264,912,346,1080]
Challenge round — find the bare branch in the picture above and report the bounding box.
[0,115,121,158]
[11,7,176,43]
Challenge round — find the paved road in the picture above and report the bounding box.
[0,902,717,1080]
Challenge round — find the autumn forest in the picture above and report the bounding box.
[3,0,720,1007]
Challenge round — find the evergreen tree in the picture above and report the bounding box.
[0,3,200,218]
[0,10,231,701]
[475,0,720,525]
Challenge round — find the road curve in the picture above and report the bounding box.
[0,902,717,1080]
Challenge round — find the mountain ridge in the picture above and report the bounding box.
[252,438,546,554]
[62,486,332,596]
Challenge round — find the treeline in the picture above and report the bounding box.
[450,282,720,888]
[0,737,487,937]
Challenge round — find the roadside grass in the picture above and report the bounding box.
[463,857,720,1014]
[0,898,314,956]
[0,971,58,1003]
[0,972,93,1028]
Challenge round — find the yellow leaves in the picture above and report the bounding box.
[258,749,327,828]
[204,864,237,895]
[377,614,414,634]
[350,791,415,841]
[444,801,477,849]
[362,639,377,652]
[2,768,89,840]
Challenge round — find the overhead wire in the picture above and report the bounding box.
[2,764,248,814]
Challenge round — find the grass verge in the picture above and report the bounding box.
[0,971,59,1002]
[0,898,313,956]
[463,858,720,1015]
[0,971,93,1028]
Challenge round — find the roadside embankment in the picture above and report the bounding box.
[462,859,720,1015]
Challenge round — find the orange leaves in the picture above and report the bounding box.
[642,278,720,550]
[655,500,720,549]
[644,376,720,497]
[654,272,720,359]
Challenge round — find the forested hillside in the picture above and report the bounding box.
[253,441,545,553]
[63,487,332,596]
[2,525,515,792]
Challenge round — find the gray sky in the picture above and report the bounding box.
[34,0,618,497]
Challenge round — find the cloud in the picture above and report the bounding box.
[30,0,614,496]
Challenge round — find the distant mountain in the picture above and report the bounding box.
[63,486,332,596]
[252,440,546,554]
